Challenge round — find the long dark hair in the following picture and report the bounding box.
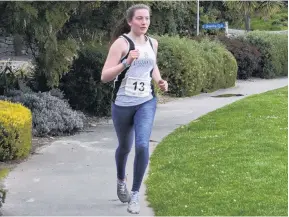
[110,4,151,44]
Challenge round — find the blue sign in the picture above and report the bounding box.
[202,23,225,30]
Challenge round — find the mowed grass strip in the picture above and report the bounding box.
[146,87,288,216]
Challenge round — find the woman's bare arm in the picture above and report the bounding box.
[151,39,162,83]
[151,38,168,91]
[101,39,127,83]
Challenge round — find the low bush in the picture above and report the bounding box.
[0,90,84,137]
[216,36,262,79]
[192,35,262,80]
[240,31,288,78]
[198,38,237,92]
[60,43,113,116]
[154,35,237,97]
[0,100,32,161]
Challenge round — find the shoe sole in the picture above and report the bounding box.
[118,196,130,203]
[127,208,140,214]
[117,193,130,203]
[120,199,130,203]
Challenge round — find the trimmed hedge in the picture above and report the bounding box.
[154,35,237,97]
[192,35,262,80]
[216,36,262,79]
[60,43,113,116]
[198,38,237,92]
[0,100,32,161]
[240,31,288,78]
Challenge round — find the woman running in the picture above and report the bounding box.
[101,4,168,214]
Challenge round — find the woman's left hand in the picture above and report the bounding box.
[158,79,168,92]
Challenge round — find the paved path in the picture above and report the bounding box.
[228,28,288,36]
[1,78,287,216]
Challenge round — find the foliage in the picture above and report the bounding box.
[154,35,237,97]
[0,2,100,90]
[0,100,32,161]
[0,90,84,137]
[0,1,287,95]
[241,31,288,78]
[250,8,288,31]
[224,1,284,31]
[60,43,113,116]
[215,36,261,79]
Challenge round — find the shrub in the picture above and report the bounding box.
[240,31,288,78]
[0,100,32,161]
[192,35,262,80]
[48,88,65,100]
[60,43,113,116]
[154,35,204,96]
[0,90,84,137]
[154,35,237,97]
[198,38,237,92]
[216,36,262,79]
[0,67,18,95]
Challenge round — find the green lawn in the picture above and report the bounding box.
[231,9,288,31]
[251,12,288,31]
[146,87,288,216]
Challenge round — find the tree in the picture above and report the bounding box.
[0,2,100,91]
[257,1,284,19]
[224,1,258,31]
[0,1,222,91]
[224,0,283,31]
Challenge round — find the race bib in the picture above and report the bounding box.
[124,77,151,97]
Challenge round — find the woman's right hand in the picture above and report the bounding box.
[127,49,140,65]
[101,38,139,83]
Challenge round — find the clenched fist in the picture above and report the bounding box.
[127,49,140,65]
[158,79,168,92]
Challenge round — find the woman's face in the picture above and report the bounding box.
[128,9,150,36]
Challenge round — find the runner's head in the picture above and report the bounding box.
[127,4,151,36]
[111,4,151,43]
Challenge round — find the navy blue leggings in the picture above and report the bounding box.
[112,97,157,192]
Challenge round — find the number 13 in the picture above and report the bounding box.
[133,82,145,91]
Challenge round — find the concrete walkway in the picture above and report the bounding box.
[1,78,287,216]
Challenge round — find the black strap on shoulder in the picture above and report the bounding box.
[112,34,156,102]
[112,34,135,102]
[148,37,154,50]
[121,34,135,61]
[150,70,155,97]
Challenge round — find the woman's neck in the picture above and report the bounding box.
[127,31,146,44]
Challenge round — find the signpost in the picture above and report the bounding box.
[195,0,228,36]
[202,23,225,29]
[202,22,229,35]
[197,0,199,36]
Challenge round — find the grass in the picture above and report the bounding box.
[231,8,288,31]
[0,169,8,181]
[0,168,8,204]
[146,87,288,216]
[251,13,288,31]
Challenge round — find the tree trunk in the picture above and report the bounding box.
[245,14,251,31]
